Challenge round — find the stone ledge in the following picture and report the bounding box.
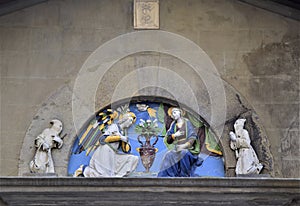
[0,177,299,206]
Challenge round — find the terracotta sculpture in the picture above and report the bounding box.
[29,119,64,173]
[230,119,263,175]
[158,107,202,177]
[80,111,139,177]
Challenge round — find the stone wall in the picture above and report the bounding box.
[0,0,299,177]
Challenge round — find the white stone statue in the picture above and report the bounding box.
[229,119,263,175]
[29,119,64,173]
[79,111,139,177]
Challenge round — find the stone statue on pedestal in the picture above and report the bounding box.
[29,119,64,174]
[230,119,263,175]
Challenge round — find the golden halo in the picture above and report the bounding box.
[167,107,185,118]
[128,112,137,123]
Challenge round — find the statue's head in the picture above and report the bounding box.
[168,107,184,120]
[234,118,246,131]
[50,119,63,134]
[118,112,136,129]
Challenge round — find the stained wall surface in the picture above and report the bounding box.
[0,0,299,177]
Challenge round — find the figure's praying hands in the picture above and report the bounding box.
[120,135,128,142]
[174,130,184,138]
[229,131,237,141]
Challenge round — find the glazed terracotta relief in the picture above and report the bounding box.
[69,102,224,177]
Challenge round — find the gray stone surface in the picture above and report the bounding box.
[0,177,299,206]
[0,0,299,178]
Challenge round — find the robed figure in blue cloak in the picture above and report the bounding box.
[158,107,202,177]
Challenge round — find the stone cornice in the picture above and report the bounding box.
[1,177,299,205]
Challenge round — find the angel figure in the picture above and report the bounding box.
[75,110,139,177]
[229,119,263,175]
[29,119,64,173]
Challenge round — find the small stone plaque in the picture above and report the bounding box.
[134,0,159,29]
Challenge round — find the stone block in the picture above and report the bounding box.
[268,104,299,130]
[160,0,198,42]
[250,104,274,130]
[0,50,2,69]
[30,1,60,27]
[0,104,38,133]
[224,51,252,78]
[281,130,300,158]
[0,132,23,176]
[101,68,140,107]
[161,0,235,35]
[134,52,160,68]
[222,81,252,119]
[205,52,225,77]
[0,28,4,49]
[233,1,289,30]
[204,29,263,53]
[59,0,132,29]
[95,56,137,109]
[62,28,125,52]
[271,76,299,103]
[1,50,89,79]
[1,27,31,51]
[30,27,63,51]
[248,77,274,104]
[236,76,300,105]
[262,29,286,45]
[264,129,283,177]
[282,159,300,178]
[192,4,235,32]
[137,67,159,93]
[158,54,208,94]
[243,40,299,76]
[253,103,299,130]
[158,55,211,113]
[290,131,300,157]
[28,51,83,78]
[0,77,5,103]
[58,51,91,78]
[1,78,66,106]
[222,76,250,101]
[0,8,33,27]
[0,51,29,77]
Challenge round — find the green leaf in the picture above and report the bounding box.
[157,103,165,123]
[187,113,203,128]
[205,128,222,155]
[160,126,166,136]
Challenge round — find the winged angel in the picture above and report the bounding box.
[73,106,138,177]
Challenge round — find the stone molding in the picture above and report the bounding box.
[0,177,299,205]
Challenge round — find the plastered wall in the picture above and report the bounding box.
[0,0,299,177]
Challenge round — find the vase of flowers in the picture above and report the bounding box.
[135,119,160,172]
